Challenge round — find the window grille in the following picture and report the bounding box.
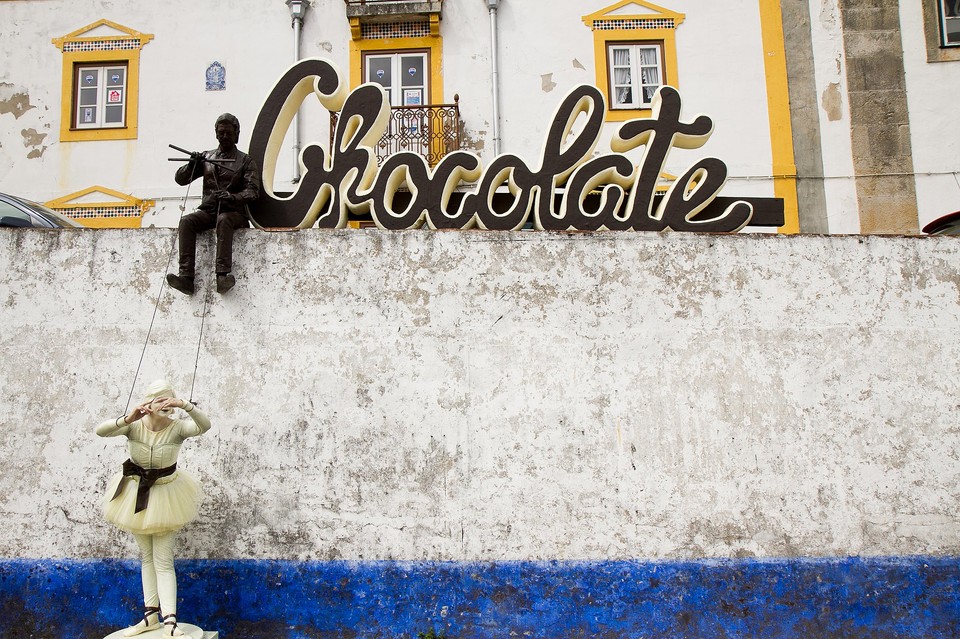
[361,21,431,40]
[592,18,675,31]
[62,39,143,52]
[55,205,142,219]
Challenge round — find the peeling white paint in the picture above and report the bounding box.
[541,73,557,93]
[0,82,35,119]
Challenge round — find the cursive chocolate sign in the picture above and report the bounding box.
[248,58,783,231]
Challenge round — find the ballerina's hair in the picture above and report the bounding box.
[144,379,177,401]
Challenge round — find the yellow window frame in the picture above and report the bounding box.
[348,16,443,104]
[52,19,154,142]
[348,16,444,163]
[582,0,684,122]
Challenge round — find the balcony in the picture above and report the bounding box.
[343,0,443,21]
[330,96,462,167]
[343,0,443,38]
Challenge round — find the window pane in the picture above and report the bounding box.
[367,57,392,88]
[0,201,33,227]
[400,55,424,87]
[105,105,124,124]
[107,68,125,86]
[80,106,97,124]
[616,87,633,106]
[641,66,661,86]
[946,16,960,44]
[612,47,631,66]
[941,0,960,45]
[79,88,98,106]
[638,48,657,65]
[80,69,99,87]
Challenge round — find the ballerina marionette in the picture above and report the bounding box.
[96,379,211,637]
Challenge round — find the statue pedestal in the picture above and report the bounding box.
[103,624,215,639]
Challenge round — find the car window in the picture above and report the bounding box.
[16,198,80,227]
[0,200,37,227]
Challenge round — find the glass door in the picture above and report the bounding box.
[364,51,430,158]
[365,51,428,107]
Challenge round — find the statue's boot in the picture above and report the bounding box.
[163,613,186,637]
[166,274,195,295]
[216,273,235,294]
[122,606,161,637]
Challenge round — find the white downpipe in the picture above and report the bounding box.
[488,0,502,156]
[292,13,304,182]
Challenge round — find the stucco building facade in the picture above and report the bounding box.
[1,1,956,233]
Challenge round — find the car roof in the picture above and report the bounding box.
[0,191,84,228]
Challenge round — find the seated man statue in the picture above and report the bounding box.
[167,113,260,295]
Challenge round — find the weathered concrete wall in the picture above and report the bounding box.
[2,228,960,637]
[1,228,959,561]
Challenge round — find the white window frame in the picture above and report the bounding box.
[363,51,429,108]
[74,63,128,130]
[607,43,664,110]
[939,0,960,47]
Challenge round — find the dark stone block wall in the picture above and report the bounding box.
[839,1,920,233]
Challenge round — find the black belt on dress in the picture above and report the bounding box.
[110,459,177,513]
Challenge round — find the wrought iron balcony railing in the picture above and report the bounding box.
[330,96,462,167]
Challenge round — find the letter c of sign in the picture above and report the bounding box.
[248,58,348,229]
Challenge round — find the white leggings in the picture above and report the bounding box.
[132,531,178,616]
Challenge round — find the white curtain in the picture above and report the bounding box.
[613,48,632,105]
[639,49,660,84]
[638,48,660,103]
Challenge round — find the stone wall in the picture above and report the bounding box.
[839,0,920,233]
[1,228,959,637]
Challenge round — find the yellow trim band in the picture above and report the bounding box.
[758,1,799,234]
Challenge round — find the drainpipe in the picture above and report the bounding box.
[487,0,502,156]
[287,0,309,182]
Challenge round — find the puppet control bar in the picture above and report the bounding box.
[167,144,238,175]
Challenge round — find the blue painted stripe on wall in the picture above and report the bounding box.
[1,557,958,638]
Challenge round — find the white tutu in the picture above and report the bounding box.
[102,469,202,535]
